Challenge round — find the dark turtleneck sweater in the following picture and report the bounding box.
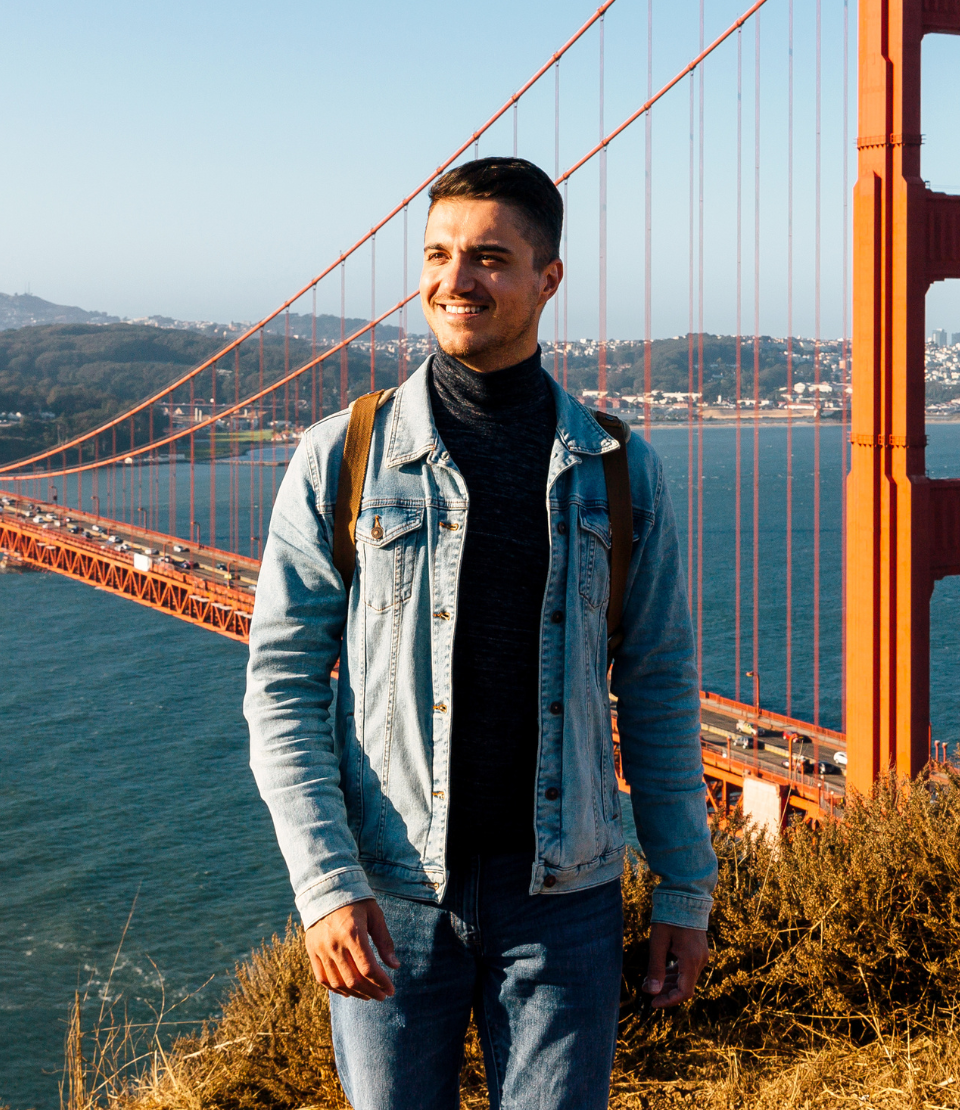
[429,347,557,858]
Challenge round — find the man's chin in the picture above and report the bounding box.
[433,331,495,362]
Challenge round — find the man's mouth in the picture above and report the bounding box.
[438,304,487,316]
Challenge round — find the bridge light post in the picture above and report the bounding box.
[745,670,760,717]
[192,520,201,547]
[91,494,99,521]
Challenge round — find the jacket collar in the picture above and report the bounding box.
[384,355,619,468]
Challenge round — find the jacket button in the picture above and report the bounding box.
[551,610,564,624]
[545,787,560,801]
[557,521,568,535]
[549,701,563,715]
[543,874,557,888]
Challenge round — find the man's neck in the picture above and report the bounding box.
[438,338,540,374]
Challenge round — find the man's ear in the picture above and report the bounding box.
[540,258,563,303]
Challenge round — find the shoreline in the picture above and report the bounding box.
[627,412,960,430]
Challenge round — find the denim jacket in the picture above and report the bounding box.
[245,358,717,931]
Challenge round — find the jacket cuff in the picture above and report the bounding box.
[651,889,713,932]
[295,866,376,930]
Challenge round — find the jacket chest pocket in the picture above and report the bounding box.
[356,504,424,612]
[577,506,612,609]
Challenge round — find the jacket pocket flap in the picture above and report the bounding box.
[578,505,612,548]
[356,504,424,547]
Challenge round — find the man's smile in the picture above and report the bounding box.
[438,303,488,315]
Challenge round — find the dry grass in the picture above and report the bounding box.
[61,770,960,1110]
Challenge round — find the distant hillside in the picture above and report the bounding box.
[0,292,405,343]
[0,293,120,330]
[0,322,418,464]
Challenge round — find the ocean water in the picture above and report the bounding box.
[2,422,959,1109]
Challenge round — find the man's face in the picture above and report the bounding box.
[420,198,562,372]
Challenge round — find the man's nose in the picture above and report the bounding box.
[438,254,477,297]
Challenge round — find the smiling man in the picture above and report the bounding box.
[245,158,717,1110]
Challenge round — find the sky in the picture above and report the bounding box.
[2,0,960,341]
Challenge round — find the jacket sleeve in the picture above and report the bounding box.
[244,426,375,928]
[609,439,718,931]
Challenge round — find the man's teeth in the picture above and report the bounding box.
[442,305,483,314]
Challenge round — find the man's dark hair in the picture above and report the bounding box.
[428,157,563,270]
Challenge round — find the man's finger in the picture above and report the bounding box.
[318,954,350,997]
[367,904,401,970]
[643,923,670,995]
[330,946,379,1000]
[348,930,396,998]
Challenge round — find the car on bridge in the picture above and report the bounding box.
[736,719,774,738]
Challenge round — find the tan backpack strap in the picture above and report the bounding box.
[593,411,632,659]
[333,389,394,589]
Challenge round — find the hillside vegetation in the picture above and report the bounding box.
[62,771,960,1110]
[0,324,405,464]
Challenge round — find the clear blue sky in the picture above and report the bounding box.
[2,0,959,340]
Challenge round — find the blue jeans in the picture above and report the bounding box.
[329,854,623,1110]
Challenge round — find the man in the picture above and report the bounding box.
[245,157,717,1110]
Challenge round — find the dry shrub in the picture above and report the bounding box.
[66,772,960,1110]
[702,767,960,1031]
[106,922,348,1110]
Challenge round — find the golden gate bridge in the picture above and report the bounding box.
[1,0,957,828]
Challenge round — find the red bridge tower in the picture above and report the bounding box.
[848,0,960,795]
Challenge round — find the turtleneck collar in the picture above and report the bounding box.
[430,346,549,417]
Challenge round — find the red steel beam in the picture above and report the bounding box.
[1,517,252,642]
[847,0,960,797]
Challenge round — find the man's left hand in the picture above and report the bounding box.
[642,922,709,1009]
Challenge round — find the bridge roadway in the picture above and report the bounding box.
[2,491,845,820]
[0,492,258,640]
[613,693,847,823]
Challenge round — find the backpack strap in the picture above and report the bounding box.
[593,410,632,659]
[332,388,396,589]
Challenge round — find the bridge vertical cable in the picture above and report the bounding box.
[813,0,822,727]
[232,347,241,555]
[753,11,761,713]
[371,236,377,391]
[554,60,561,383]
[284,311,290,428]
[563,180,569,390]
[340,264,348,409]
[736,24,743,704]
[598,13,608,414]
[786,0,794,715]
[643,0,653,442]
[688,72,695,611]
[189,374,196,539]
[210,360,217,548]
[697,0,705,680]
[258,329,265,559]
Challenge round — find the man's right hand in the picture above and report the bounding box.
[305,898,400,1001]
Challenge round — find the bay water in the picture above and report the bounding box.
[2,422,959,1109]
